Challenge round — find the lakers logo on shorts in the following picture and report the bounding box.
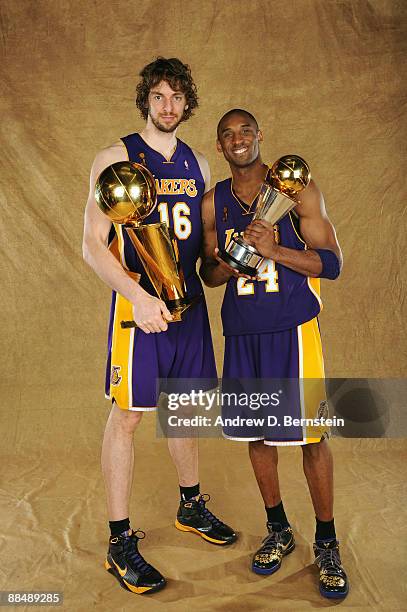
[110,365,122,386]
[317,400,329,420]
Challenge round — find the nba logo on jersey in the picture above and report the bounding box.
[184,159,189,170]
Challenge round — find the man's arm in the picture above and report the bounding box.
[244,179,343,278]
[199,189,243,287]
[82,142,172,333]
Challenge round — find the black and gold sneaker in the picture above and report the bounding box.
[313,539,349,599]
[105,530,166,595]
[175,494,237,545]
[252,522,295,575]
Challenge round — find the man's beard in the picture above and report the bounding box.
[148,112,182,134]
[150,112,183,133]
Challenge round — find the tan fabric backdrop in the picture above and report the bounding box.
[1,1,406,610]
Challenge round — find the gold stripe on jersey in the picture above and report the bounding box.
[308,277,323,310]
[109,294,135,409]
[288,210,306,245]
[298,317,328,444]
[287,213,323,311]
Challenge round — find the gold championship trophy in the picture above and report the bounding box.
[220,155,311,276]
[95,161,198,328]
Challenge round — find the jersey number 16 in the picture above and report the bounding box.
[157,202,191,240]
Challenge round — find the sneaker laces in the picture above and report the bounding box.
[316,544,344,575]
[260,523,285,553]
[124,530,153,574]
[197,494,225,528]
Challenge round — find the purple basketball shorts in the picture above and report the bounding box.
[221,318,329,446]
[105,294,217,410]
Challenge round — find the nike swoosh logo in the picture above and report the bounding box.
[113,559,127,577]
[281,539,293,551]
[197,527,212,533]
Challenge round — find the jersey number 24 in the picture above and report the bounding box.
[237,260,279,295]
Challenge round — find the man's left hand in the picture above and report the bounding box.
[244,220,279,259]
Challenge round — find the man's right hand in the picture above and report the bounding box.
[132,292,173,334]
[214,248,257,280]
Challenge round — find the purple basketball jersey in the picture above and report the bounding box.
[214,175,322,335]
[117,132,205,297]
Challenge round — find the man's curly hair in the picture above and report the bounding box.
[136,57,198,122]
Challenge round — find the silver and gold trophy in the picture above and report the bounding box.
[95,161,197,327]
[219,155,311,276]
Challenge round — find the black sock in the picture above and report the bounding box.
[180,483,200,501]
[109,517,130,537]
[315,517,336,542]
[265,501,289,529]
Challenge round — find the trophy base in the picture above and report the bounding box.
[219,250,258,277]
[120,295,202,329]
[166,294,201,322]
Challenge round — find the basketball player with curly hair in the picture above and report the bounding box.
[83,58,236,596]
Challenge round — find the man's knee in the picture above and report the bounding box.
[249,440,279,459]
[110,402,144,433]
[249,439,262,448]
[249,439,266,452]
[302,437,328,458]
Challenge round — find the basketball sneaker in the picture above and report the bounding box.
[252,522,295,575]
[175,494,237,545]
[313,539,349,599]
[105,529,166,595]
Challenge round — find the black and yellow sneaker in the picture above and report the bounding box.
[175,494,237,545]
[313,539,349,599]
[105,530,166,595]
[252,522,295,575]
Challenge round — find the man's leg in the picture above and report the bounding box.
[248,440,295,575]
[101,403,142,520]
[167,437,199,488]
[102,403,166,595]
[301,437,333,521]
[302,438,348,599]
[167,302,237,545]
[248,440,281,507]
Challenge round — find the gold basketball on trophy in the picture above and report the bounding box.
[94,161,157,225]
[271,155,310,196]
